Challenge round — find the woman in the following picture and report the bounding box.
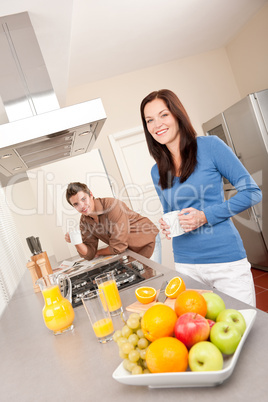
[140,89,262,306]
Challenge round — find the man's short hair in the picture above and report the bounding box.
[66,182,91,205]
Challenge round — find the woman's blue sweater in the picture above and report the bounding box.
[151,135,262,263]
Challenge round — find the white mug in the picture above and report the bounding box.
[69,229,83,245]
[162,211,185,237]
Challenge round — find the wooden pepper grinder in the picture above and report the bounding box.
[31,251,53,275]
[26,261,41,293]
[36,257,53,277]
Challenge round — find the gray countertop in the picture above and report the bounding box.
[0,250,267,401]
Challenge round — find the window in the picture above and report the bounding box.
[0,185,26,316]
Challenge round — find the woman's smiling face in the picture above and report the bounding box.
[144,98,180,149]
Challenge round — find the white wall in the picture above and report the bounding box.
[226,2,268,98]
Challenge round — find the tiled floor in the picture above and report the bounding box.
[251,267,268,313]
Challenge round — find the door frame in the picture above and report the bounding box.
[109,126,155,212]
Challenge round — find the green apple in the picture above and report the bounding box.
[210,321,241,355]
[189,341,223,372]
[216,309,246,336]
[203,293,225,321]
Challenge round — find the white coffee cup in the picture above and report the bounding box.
[69,229,83,245]
[162,211,185,237]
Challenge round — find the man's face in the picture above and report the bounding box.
[69,191,95,216]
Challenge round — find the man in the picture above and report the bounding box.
[65,182,161,262]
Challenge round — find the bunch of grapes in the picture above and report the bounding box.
[113,312,151,375]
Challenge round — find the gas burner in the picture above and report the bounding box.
[68,254,163,308]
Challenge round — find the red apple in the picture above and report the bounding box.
[207,319,216,329]
[174,312,210,349]
[207,318,216,341]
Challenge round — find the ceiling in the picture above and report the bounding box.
[0,0,267,107]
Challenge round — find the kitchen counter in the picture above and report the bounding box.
[0,250,267,401]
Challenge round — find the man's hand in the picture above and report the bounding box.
[95,246,114,258]
[65,232,71,243]
[65,232,89,256]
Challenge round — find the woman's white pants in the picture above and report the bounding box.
[175,258,256,307]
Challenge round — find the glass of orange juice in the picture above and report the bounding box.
[95,272,123,316]
[82,289,114,343]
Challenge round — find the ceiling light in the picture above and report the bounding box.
[79,131,91,136]
[1,153,12,159]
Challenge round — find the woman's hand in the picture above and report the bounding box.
[159,217,172,239]
[65,232,71,243]
[178,208,207,232]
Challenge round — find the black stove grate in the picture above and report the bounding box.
[68,255,162,308]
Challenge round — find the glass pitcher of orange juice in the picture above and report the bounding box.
[36,273,75,335]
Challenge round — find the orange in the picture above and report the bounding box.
[135,286,156,304]
[174,289,207,317]
[165,276,186,299]
[146,337,188,373]
[141,304,177,342]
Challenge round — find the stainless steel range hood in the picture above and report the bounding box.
[0,12,106,186]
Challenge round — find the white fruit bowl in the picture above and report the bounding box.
[112,309,256,388]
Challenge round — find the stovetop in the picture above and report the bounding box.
[67,254,163,308]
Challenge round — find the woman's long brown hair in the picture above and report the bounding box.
[140,89,197,189]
